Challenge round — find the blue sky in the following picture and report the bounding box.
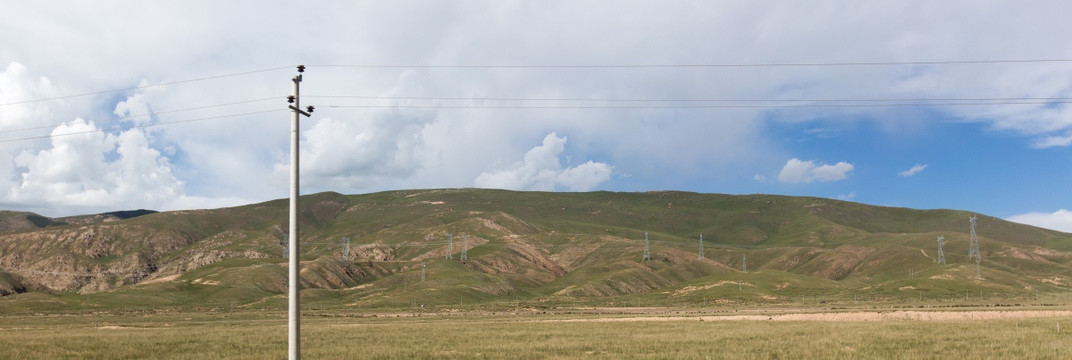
[1,1,1071,232]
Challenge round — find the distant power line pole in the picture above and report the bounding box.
[742,253,747,272]
[642,232,651,262]
[968,216,981,279]
[936,235,946,264]
[698,233,704,260]
[286,64,314,360]
[445,233,453,259]
[342,237,350,261]
[461,234,468,261]
[421,262,426,282]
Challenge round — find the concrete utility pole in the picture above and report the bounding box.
[287,65,314,360]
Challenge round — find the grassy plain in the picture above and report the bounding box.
[1,307,1070,359]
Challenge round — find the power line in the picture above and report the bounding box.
[0,67,292,107]
[0,108,285,144]
[306,94,1072,103]
[319,100,1072,110]
[0,97,280,135]
[306,58,1072,69]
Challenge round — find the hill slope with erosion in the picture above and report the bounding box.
[1,189,1070,308]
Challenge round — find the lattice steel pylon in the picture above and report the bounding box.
[445,233,453,260]
[342,237,350,261]
[698,233,704,260]
[968,216,981,279]
[461,234,468,261]
[642,232,651,262]
[936,235,946,264]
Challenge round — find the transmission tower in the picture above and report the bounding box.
[421,262,426,282]
[742,253,747,272]
[968,216,981,279]
[445,233,453,259]
[642,232,651,261]
[282,234,289,259]
[460,234,468,261]
[936,235,946,264]
[698,233,704,260]
[342,237,350,261]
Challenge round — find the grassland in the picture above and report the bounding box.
[1,307,1070,359]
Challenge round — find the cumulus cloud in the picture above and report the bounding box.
[474,132,612,191]
[777,158,854,183]
[6,118,184,215]
[1007,209,1072,233]
[899,164,928,177]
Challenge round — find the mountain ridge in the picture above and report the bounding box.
[1,189,1069,309]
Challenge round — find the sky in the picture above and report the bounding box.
[1,1,1071,233]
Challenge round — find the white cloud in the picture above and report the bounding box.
[899,164,928,177]
[557,161,614,192]
[837,191,857,201]
[5,2,1072,216]
[7,118,183,215]
[1032,134,1072,149]
[777,158,854,183]
[1007,209,1072,233]
[474,132,612,191]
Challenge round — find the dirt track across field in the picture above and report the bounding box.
[539,310,1072,323]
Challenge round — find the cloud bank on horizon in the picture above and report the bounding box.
[1,1,1071,233]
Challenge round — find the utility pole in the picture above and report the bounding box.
[968,216,981,279]
[642,232,651,262]
[421,262,426,282]
[287,64,314,360]
[936,235,946,264]
[282,234,289,259]
[461,235,468,261]
[742,253,747,272]
[698,233,704,260]
[445,233,453,259]
[342,237,350,261]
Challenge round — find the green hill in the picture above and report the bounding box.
[1,189,1070,310]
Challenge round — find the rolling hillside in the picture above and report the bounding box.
[1,189,1070,309]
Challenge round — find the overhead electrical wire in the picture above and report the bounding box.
[0,97,280,135]
[306,94,1072,103]
[306,58,1072,69]
[7,58,1070,108]
[0,66,292,107]
[319,100,1072,110]
[0,109,286,144]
